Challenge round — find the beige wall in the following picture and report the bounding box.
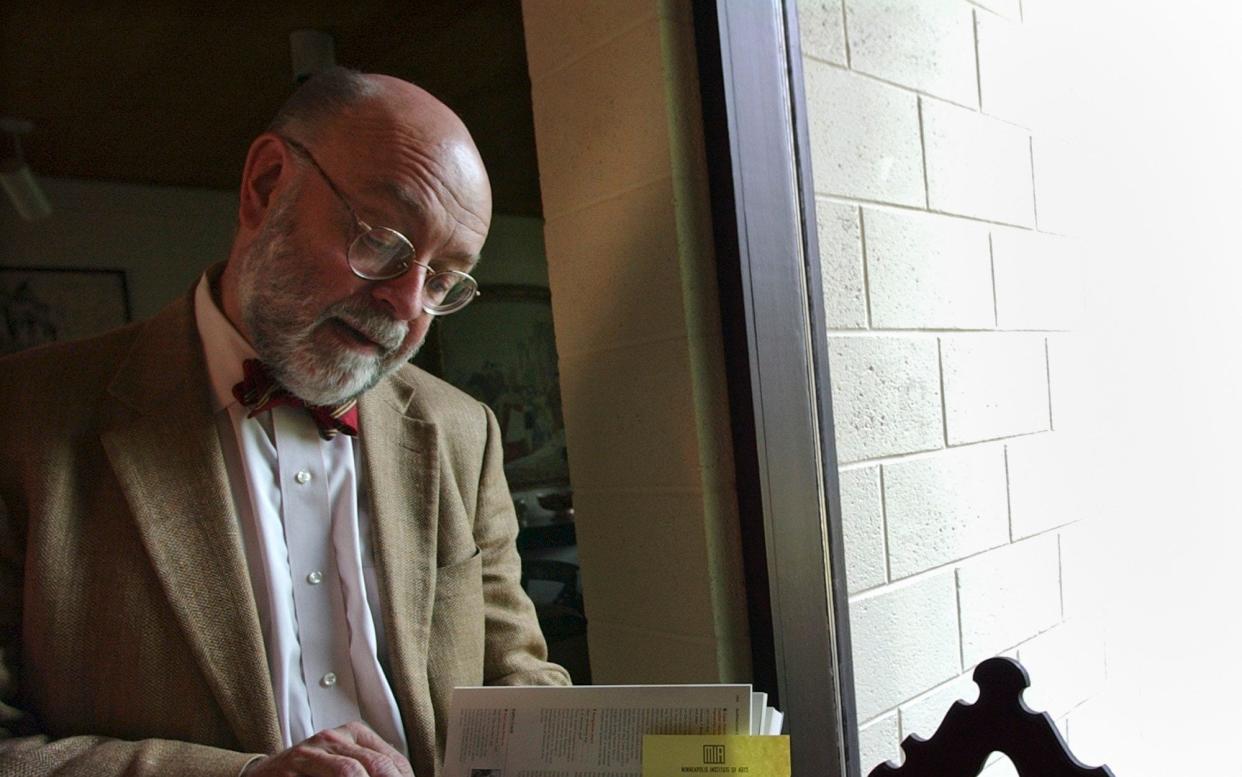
[522,0,751,684]
[0,178,237,319]
[0,175,551,324]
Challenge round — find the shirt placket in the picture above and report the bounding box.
[273,407,362,732]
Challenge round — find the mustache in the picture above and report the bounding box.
[320,296,408,352]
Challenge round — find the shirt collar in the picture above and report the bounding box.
[194,269,258,412]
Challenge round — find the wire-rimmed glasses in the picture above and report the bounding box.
[281,136,480,316]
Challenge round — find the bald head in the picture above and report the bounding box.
[267,68,491,221]
[310,74,492,230]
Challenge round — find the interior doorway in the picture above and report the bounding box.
[0,0,589,683]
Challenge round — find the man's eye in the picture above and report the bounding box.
[426,274,452,297]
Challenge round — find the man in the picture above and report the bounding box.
[0,68,568,777]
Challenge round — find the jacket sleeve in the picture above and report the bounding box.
[471,403,571,687]
[0,497,263,777]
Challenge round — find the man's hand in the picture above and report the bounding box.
[242,721,414,777]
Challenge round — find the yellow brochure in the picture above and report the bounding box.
[642,735,791,776]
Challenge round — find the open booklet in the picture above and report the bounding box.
[444,684,783,777]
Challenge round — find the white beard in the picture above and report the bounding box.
[235,190,420,406]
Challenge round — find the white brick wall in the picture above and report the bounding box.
[845,0,978,107]
[898,673,978,741]
[992,229,1083,331]
[968,0,1020,21]
[980,756,1021,777]
[1032,135,1091,236]
[1017,620,1107,719]
[975,10,1036,126]
[839,466,888,592]
[1006,432,1080,538]
[801,0,1100,741]
[803,62,925,206]
[828,336,943,462]
[850,572,961,720]
[798,0,848,66]
[958,535,1062,665]
[818,200,868,329]
[857,712,901,773]
[884,444,1009,578]
[942,334,1050,444]
[864,208,994,329]
[922,98,1036,226]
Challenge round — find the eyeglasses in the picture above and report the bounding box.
[281,136,479,316]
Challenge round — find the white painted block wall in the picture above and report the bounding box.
[797,1,1102,772]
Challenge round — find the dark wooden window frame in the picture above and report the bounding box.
[693,2,861,775]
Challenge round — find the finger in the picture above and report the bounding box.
[316,740,405,777]
[339,722,415,777]
[291,748,370,777]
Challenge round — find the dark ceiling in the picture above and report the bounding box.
[0,0,543,216]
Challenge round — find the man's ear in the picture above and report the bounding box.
[238,133,293,231]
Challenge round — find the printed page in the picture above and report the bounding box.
[444,684,752,777]
[748,693,766,736]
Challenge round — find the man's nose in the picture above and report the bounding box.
[369,268,427,322]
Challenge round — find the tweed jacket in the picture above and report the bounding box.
[0,292,569,777]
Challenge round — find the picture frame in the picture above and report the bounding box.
[0,266,132,355]
[418,284,567,488]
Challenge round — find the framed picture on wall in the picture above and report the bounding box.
[422,284,567,488]
[0,267,131,356]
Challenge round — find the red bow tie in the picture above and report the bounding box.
[231,359,360,440]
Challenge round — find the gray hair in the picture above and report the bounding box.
[267,66,380,144]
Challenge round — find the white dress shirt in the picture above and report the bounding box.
[193,274,408,754]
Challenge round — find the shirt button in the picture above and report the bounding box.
[321,672,337,688]
[306,570,324,585]
[295,470,311,485]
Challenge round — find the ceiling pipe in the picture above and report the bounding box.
[0,118,51,222]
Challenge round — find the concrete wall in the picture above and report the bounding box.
[797,2,1101,773]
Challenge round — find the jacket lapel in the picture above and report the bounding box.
[357,375,440,764]
[100,296,281,754]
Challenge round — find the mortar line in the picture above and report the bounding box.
[859,206,874,328]
[972,8,984,110]
[803,57,997,117]
[937,337,950,448]
[1004,444,1015,543]
[1029,135,1041,230]
[1045,336,1056,431]
[1057,531,1067,620]
[849,528,1063,605]
[838,430,1050,470]
[827,327,1066,335]
[917,97,931,210]
[529,12,661,84]
[839,0,852,68]
[818,194,1040,231]
[954,567,967,672]
[966,0,1013,19]
[879,465,892,584]
[989,232,1000,328]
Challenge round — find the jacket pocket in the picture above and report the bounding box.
[429,545,486,687]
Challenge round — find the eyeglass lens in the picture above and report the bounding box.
[349,227,476,314]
